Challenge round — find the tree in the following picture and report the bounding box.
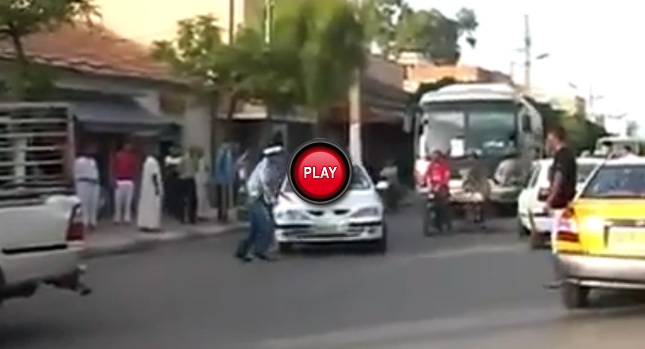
[359,0,404,57]
[0,0,99,99]
[456,8,477,47]
[273,0,365,116]
[360,1,478,64]
[152,16,264,138]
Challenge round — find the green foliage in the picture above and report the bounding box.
[0,0,98,35]
[561,115,608,153]
[153,0,367,120]
[0,0,99,100]
[4,64,56,100]
[273,0,365,110]
[524,97,608,153]
[359,0,403,57]
[360,0,478,64]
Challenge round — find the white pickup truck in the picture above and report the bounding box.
[0,103,89,305]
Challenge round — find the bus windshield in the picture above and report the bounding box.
[422,102,517,157]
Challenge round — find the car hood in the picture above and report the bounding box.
[276,189,382,211]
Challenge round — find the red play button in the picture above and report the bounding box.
[288,139,352,204]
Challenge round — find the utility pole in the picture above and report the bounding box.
[348,0,363,164]
[228,0,235,44]
[264,0,274,44]
[523,14,532,93]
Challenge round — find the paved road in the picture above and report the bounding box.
[3,209,645,348]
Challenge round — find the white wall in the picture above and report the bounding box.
[182,99,213,163]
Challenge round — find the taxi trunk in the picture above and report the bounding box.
[572,199,645,257]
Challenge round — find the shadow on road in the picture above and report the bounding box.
[0,320,66,348]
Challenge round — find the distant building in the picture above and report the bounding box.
[398,51,512,93]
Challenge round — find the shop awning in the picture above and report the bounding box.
[72,97,177,134]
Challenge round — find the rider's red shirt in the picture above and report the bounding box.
[425,160,450,193]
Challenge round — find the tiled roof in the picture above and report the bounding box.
[0,23,183,85]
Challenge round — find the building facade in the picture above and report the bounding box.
[398,51,512,93]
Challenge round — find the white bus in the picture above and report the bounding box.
[414,83,544,205]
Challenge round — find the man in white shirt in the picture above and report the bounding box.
[74,146,100,230]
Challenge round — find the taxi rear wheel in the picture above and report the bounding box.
[561,283,590,309]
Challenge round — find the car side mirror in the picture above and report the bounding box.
[375,181,389,191]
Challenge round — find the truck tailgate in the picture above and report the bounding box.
[0,195,78,252]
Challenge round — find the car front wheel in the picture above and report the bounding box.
[278,242,295,254]
[518,218,531,238]
[371,225,388,254]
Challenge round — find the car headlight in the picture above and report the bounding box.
[351,206,381,218]
[274,209,309,221]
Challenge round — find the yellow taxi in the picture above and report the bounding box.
[553,156,645,309]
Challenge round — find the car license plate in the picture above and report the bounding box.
[315,219,348,235]
[608,228,645,249]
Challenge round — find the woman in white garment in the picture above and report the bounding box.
[73,145,100,231]
[137,149,164,232]
[194,147,210,220]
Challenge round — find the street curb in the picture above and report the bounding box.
[82,223,248,259]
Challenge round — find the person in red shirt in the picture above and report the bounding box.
[424,150,452,232]
[112,142,138,223]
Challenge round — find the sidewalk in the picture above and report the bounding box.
[83,210,247,259]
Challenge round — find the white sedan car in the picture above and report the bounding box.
[517,157,602,248]
[273,164,388,253]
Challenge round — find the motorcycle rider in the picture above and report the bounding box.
[424,150,452,232]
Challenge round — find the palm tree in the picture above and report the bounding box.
[272,0,366,135]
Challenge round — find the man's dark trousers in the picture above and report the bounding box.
[178,177,197,224]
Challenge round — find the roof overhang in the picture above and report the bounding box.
[72,97,177,134]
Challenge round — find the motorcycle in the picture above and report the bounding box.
[421,190,452,236]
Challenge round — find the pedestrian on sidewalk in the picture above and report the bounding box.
[112,142,137,224]
[74,144,100,231]
[214,142,235,222]
[137,149,164,232]
[164,145,182,220]
[235,144,284,262]
[545,125,577,288]
[177,147,200,224]
[194,147,211,220]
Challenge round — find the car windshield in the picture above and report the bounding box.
[422,102,517,157]
[576,163,599,183]
[581,165,645,198]
[466,110,516,155]
[545,162,598,185]
[283,165,372,192]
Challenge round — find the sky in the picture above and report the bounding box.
[407,0,639,121]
